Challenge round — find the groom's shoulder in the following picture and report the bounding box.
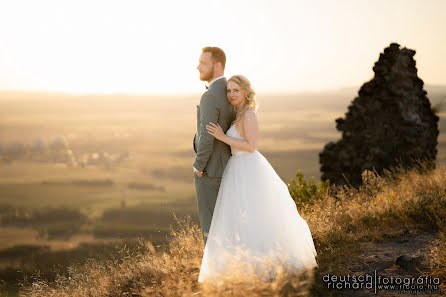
[201,89,224,103]
[200,90,216,101]
[199,91,218,109]
[200,78,227,106]
[208,81,227,100]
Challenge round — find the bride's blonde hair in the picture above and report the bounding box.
[228,75,258,125]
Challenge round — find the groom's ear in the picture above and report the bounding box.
[214,61,223,72]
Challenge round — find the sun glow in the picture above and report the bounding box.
[0,0,445,94]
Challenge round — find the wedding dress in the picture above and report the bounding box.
[198,123,318,283]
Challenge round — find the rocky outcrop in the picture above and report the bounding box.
[319,43,439,187]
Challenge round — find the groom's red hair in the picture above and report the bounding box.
[202,47,226,70]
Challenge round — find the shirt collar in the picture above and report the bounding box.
[208,75,225,88]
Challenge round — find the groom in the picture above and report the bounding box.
[193,47,235,245]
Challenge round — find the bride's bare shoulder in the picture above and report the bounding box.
[242,109,258,123]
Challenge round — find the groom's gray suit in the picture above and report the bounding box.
[193,77,235,245]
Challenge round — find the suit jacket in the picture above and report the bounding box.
[193,78,236,177]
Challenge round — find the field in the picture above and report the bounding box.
[0,86,445,295]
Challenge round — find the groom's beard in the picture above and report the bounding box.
[200,69,214,82]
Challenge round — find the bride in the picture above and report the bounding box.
[197,75,318,283]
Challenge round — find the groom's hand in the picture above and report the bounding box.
[193,166,203,177]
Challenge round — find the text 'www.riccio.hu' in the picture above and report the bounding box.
[322,270,444,295]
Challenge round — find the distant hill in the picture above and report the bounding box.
[0,84,444,103]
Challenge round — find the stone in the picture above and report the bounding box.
[319,43,439,187]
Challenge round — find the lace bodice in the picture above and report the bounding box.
[226,124,257,156]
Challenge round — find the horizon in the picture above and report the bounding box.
[0,83,445,98]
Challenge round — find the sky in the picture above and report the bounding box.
[0,0,445,94]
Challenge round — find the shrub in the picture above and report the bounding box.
[288,170,330,208]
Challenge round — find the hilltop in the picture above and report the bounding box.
[18,160,446,297]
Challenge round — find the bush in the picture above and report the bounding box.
[288,170,330,208]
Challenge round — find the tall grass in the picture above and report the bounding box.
[19,161,446,296]
[19,214,315,297]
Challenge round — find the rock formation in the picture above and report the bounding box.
[319,43,439,187]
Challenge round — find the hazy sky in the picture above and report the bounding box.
[0,0,445,94]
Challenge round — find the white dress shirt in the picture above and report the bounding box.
[194,75,226,174]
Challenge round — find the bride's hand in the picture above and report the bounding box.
[206,122,225,140]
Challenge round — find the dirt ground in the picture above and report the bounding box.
[329,229,443,297]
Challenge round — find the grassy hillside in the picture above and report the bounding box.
[1,87,444,296]
[18,160,446,297]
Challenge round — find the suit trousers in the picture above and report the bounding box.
[194,172,222,245]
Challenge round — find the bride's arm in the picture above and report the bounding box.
[206,110,259,153]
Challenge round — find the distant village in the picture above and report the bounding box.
[0,136,134,167]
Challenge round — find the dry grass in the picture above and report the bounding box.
[429,232,446,293]
[19,161,446,296]
[306,160,446,245]
[19,214,315,297]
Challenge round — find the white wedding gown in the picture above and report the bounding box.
[198,123,318,283]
